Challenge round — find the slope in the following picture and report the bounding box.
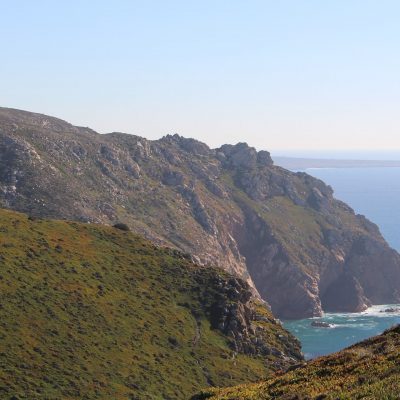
[0,208,301,399]
[194,324,400,400]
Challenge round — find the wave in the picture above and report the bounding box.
[322,304,400,319]
[361,304,400,317]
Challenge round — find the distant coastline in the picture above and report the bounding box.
[274,156,400,170]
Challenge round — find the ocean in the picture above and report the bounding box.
[282,166,400,359]
[284,305,400,360]
[308,167,400,251]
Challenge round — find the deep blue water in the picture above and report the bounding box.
[308,167,400,251]
[283,167,400,359]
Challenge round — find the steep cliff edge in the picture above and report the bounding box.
[1,107,400,319]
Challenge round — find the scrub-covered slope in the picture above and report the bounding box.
[0,208,301,400]
[1,107,400,318]
[194,325,400,400]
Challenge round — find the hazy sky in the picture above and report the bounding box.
[2,1,400,150]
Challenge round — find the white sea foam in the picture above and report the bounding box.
[361,304,400,317]
[322,304,400,320]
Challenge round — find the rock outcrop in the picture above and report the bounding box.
[198,275,301,363]
[1,107,400,319]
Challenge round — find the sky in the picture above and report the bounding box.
[1,1,400,151]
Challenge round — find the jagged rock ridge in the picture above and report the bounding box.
[1,107,400,319]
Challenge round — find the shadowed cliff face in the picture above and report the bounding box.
[1,107,400,319]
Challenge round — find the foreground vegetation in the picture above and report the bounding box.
[194,325,400,399]
[0,208,300,399]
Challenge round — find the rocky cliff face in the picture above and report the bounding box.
[1,107,400,319]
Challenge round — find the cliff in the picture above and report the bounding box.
[1,107,400,318]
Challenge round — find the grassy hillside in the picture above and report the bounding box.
[0,208,301,399]
[194,325,400,400]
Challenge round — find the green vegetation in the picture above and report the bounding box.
[0,208,298,399]
[194,325,400,400]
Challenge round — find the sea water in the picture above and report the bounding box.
[308,167,400,251]
[283,305,400,359]
[282,166,400,358]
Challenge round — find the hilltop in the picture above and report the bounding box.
[193,324,400,399]
[1,107,400,318]
[0,208,301,399]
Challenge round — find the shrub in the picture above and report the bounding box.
[113,223,130,231]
